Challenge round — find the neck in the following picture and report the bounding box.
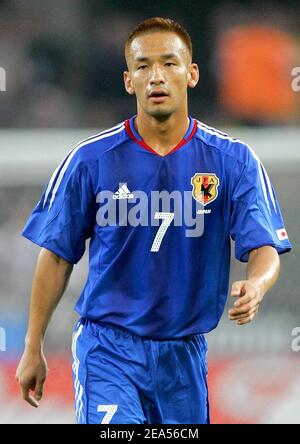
[134,107,190,156]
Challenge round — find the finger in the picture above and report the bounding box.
[231,281,246,297]
[233,294,252,308]
[229,305,259,320]
[229,303,259,319]
[233,289,259,307]
[236,307,259,325]
[233,285,258,307]
[236,313,256,325]
[20,383,39,408]
[229,299,258,316]
[34,378,45,402]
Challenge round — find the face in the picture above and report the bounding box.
[124,31,199,119]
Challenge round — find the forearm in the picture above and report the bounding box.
[229,246,280,325]
[25,248,73,352]
[247,245,280,297]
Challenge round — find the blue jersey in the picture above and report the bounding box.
[22,116,292,339]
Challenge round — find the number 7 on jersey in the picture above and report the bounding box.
[151,212,175,252]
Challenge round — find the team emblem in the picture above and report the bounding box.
[191,173,220,206]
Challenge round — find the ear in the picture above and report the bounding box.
[123,71,135,95]
[187,63,199,89]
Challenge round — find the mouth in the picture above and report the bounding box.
[148,90,169,103]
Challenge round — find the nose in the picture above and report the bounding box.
[149,64,165,85]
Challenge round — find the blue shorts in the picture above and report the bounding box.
[71,318,209,424]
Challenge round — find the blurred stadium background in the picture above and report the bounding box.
[0,0,299,424]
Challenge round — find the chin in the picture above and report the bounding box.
[147,107,174,120]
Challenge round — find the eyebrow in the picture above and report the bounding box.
[134,53,178,62]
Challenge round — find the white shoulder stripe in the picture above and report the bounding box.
[197,120,231,138]
[259,163,277,213]
[197,121,239,145]
[43,122,125,208]
[197,122,276,214]
[47,124,125,211]
[247,146,277,214]
[43,153,69,208]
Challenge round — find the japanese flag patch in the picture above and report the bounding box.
[276,228,288,241]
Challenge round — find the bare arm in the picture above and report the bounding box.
[16,248,73,407]
[228,245,280,325]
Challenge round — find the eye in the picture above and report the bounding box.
[138,65,148,70]
[165,62,175,67]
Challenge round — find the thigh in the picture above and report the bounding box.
[156,335,209,424]
[71,319,146,424]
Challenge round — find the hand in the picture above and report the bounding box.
[228,280,263,326]
[15,349,48,407]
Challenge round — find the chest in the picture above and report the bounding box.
[95,142,231,227]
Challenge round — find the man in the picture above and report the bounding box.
[16,17,291,424]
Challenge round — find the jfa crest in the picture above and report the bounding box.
[191,173,220,206]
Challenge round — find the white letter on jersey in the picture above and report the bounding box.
[151,212,174,252]
[97,404,118,424]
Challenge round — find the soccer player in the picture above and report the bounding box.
[16,17,291,424]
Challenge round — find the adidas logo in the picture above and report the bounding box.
[113,184,134,200]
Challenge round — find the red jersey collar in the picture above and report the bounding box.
[125,116,197,157]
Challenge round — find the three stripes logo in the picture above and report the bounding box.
[113,184,134,200]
